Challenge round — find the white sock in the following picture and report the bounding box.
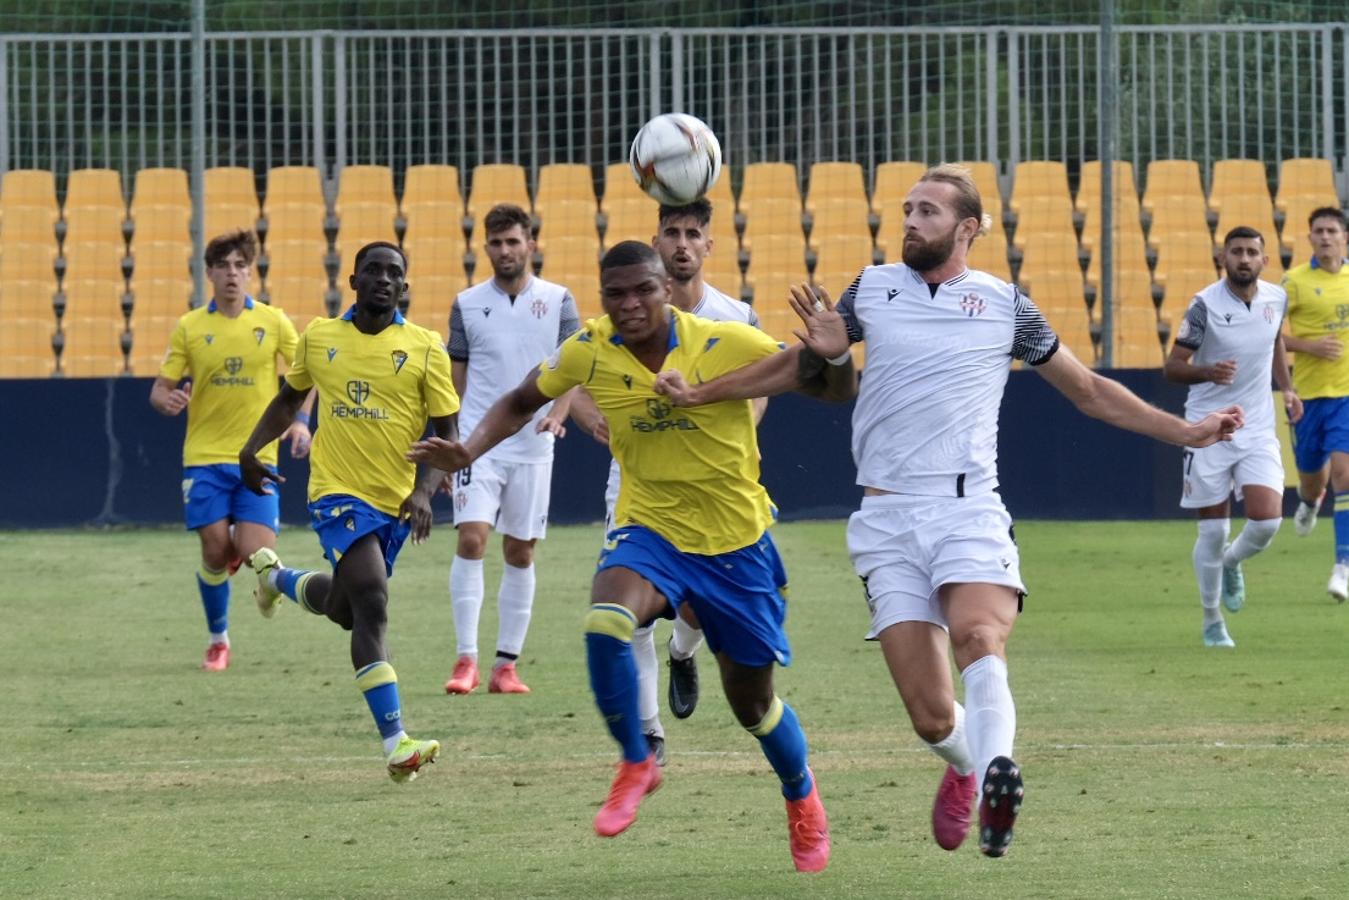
[450,555,485,658]
[382,729,407,755]
[924,701,974,776]
[494,562,536,657]
[669,615,704,660]
[961,655,1017,780]
[1194,518,1229,612]
[1223,517,1280,566]
[632,623,661,726]
[209,631,229,647]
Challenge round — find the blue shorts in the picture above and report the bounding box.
[596,525,791,668]
[309,494,410,577]
[1293,396,1349,473]
[182,464,280,533]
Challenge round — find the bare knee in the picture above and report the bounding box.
[456,525,488,560]
[950,623,1006,669]
[502,536,536,568]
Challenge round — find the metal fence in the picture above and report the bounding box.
[2,25,1345,198]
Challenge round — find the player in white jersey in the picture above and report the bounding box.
[1164,226,1301,648]
[443,204,580,696]
[652,164,1242,858]
[570,197,764,764]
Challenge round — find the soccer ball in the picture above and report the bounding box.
[629,113,723,205]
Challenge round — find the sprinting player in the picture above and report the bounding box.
[148,229,313,671]
[569,197,764,763]
[1281,207,1349,600]
[239,242,459,783]
[651,164,1242,859]
[442,204,579,696]
[408,241,853,871]
[1164,226,1301,647]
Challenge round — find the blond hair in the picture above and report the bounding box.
[918,163,992,241]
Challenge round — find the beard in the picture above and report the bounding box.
[1227,269,1257,287]
[902,227,958,272]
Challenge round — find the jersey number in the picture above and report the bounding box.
[455,467,472,488]
[1182,450,1194,475]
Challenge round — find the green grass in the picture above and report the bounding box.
[3,520,1349,899]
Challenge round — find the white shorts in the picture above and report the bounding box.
[1179,436,1284,509]
[451,456,552,540]
[603,458,621,534]
[846,491,1026,638]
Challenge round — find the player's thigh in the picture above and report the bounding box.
[875,620,956,735]
[451,457,505,527]
[495,460,551,541]
[195,518,234,567]
[1233,439,1286,519]
[1330,450,1349,492]
[939,582,1019,671]
[232,521,278,560]
[1180,442,1236,510]
[333,534,391,615]
[591,564,670,627]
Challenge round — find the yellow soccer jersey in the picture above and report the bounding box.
[286,306,459,516]
[159,298,299,467]
[536,306,782,555]
[1284,259,1349,399]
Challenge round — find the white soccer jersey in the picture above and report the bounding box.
[1174,278,1286,443]
[449,276,580,463]
[604,281,758,517]
[837,264,1059,497]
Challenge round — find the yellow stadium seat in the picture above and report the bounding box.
[1030,280,1094,363]
[538,233,600,272]
[1009,195,1076,251]
[535,199,599,243]
[807,199,872,248]
[466,164,531,244]
[265,275,330,320]
[205,167,258,208]
[404,276,461,335]
[131,241,192,283]
[204,204,260,242]
[744,232,808,312]
[403,205,466,244]
[128,312,180,359]
[337,204,399,246]
[955,162,1004,226]
[0,316,57,377]
[1276,158,1337,212]
[130,204,191,243]
[1022,270,1089,317]
[967,226,1012,282]
[873,161,929,231]
[266,166,325,211]
[1079,190,1143,256]
[601,162,647,215]
[65,169,125,212]
[1,205,60,242]
[703,244,744,298]
[1141,159,1205,216]
[739,163,800,219]
[1208,159,1271,215]
[401,235,465,281]
[0,278,56,318]
[1154,241,1218,290]
[1156,265,1220,309]
[1075,161,1139,217]
[1108,304,1166,368]
[811,233,874,300]
[2,169,58,213]
[806,162,867,213]
[536,163,596,208]
[402,164,463,213]
[1017,231,1083,294]
[1010,161,1071,215]
[62,278,126,318]
[58,315,127,377]
[61,241,126,288]
[130,279,193,318]
[741,197,804,244]
[705,171,736,218]
[1,242,58,285]
[601,200,660,248]
[264,239,328,283]
[1213,196,1281,277]
[63,206,126,246]
[1280,193,1342,255]
[264,204,326,243]
[1145,194,1211,253]
[1085,224,1150,289]
[337,165,396,211]
[132,168,189,210]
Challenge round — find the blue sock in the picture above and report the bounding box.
[583,604,648,764]
[749,696,814,801]
[275,567,313,605]
[1335,493,1349,563]
[197,565,230,636]
[355,661,404,741]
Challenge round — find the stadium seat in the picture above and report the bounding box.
[806,162,867,218]
[0,316,56,377]
[742,196,805,244]
[65,169,126,213]
[535,164,597,231]
[1276,159,1340,254]
[337,164,397,212]
[401,235,465,282]
[808,198,872,246]
[702,245,744,299]
[0,278,57,319]
[1208,159,1271,215]
[1153,241,1218,292]
[1,241,58,287]
[60,241,127,290]
[956,162,1005,227]
[1141,159,1205,217]
[1010,161,1072,215]
[704,168,736,220]
[264,239,328,292]
[1108,304,1166,368]
[404,275,461,335]
[1016,231,1084,294]
[466,163,530,247]
[401,164,463,213]
[129,204,191,243]
[535,198,601,244]
[1281,195,1343,256]
[538,232,600,271]
[131,241,192,283]
[601,162,649,215]
[204,203,261,242]
[205,167,258,209]
[1030,277,1095,362]
[132,168,189,208]
[0,205,60,245]
[402,205,466,244]
[58,315,127,377]
[967,226,1012,282]
[1077,163,1142,255]
[263,204,326,244]
[1156,265,1220,309]
[1213,196,1282,277]
[1009,195,1077,251]
[264,274,330,320]
[811,233,874,300]
[739,163,801,238]
[127,314,180,373]
[266,166,326,210]
[601,199,661,248]
[1,169,58,214]
[1076,161,1138,213]
[62,278,126,318]
[337,204,399,246]
[129,278,194,318]
[743,232,808,313]
[1145,194,1211,253]
[1085,224,1151,294]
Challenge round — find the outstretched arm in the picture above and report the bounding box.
[1036,344,1243,447]
[408,367,552,471]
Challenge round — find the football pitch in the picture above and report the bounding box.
[3,519,1347,899]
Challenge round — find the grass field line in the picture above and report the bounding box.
[0,738,1337,773]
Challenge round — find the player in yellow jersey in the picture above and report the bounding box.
[239,242,460,783]
[1282,207,1349,599]
[408,242,854,870]
[149,229,313,672]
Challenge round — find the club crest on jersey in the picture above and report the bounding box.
[1263,304,1276,323]
[224,356,243,375]
[959,293,986,317]
[327,347,338,362]
[530,297,548,319]
[346,380,371,405]
[253,327,266,345]
[391,349,408,373]
[204,334,214,345]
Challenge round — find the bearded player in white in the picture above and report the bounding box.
[652,164,1242,858]
[1164,226,1301,648]
[443,204,579,695]
[570,197,764,765]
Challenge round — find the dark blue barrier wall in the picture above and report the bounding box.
[0,370,1211,528]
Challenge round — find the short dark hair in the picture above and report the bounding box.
[353,241,407,273]
[1309,206,1347,230]
[204,229,257,267]
[1222,226,1264,247]
[483,203,532,236]
[601,240,661,271]
[658,197,713,228]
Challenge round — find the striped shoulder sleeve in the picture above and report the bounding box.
[1010,286,1060,366]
